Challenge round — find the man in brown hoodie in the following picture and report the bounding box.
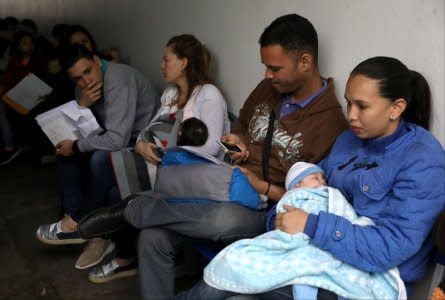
[224,14,348,202]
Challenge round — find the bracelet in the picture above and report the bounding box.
[264,182,271,196]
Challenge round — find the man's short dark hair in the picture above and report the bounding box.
[259,13,318,61]
[177,117,208,147]
[59,43,95,71]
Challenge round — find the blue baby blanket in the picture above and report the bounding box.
[204,187,406,300]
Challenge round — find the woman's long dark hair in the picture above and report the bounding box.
[166,34,213,104]
[351,56,431,130]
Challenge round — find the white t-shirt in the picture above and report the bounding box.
[139,83,230,159]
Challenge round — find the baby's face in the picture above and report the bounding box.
[295,172,326,189]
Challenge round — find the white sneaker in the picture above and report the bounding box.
[74,238,115,270]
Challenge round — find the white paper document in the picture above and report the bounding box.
[35,100,103,145]
[3,73,52,113]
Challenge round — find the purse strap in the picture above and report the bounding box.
[262,109,276,182]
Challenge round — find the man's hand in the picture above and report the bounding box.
[136,141,162,164]
[56,139,75,157]
[236,166,263,189]
[221,133,249,163]
[78,81,103,107]
[274,205,308,234]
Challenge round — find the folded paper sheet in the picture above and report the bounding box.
[35,100,102,145]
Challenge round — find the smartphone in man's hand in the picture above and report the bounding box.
[217,140,242,153]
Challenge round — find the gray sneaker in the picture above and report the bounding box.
[36,222,86,245]
[88,259,137,284]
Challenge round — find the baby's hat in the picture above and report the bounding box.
[285,162,324,190]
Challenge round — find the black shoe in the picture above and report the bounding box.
[78,195,138,239]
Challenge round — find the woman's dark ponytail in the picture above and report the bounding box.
[406,70,431,130]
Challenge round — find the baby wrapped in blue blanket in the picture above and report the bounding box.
[203,162,406,300]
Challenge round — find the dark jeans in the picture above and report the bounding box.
[176,279,339,300]
[58,150,117,221]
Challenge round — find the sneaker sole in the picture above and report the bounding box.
[88,268,138,284]
[75,242,116,270]
[36,231,87,245]
[0,148,23,166]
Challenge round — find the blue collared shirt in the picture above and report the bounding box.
[279,79,328,119]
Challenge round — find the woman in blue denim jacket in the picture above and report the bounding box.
[177,56,445,300]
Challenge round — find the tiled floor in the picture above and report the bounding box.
[0,159,198,300]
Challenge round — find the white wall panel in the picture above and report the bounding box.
[1,0,444,144]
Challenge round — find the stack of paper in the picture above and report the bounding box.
[2,73,52,115]
[35,100,103,146]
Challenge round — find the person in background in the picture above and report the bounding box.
[32,23,73,165]
[3,16,18,37]
[66,24,99,54]
[47,23,70,75]
[102,47,120,63]
[65,24,113,61]
[0,30,47,165]
[0,19,14,76]
[16,18,38,36]
[0,21,71,166]
[18,18,54,72]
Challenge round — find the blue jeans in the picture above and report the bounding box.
[58,150,118,221]
[176,279,339,300]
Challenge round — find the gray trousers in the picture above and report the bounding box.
[124,195,266,300]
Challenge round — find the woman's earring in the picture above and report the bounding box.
[389,115,397,120]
